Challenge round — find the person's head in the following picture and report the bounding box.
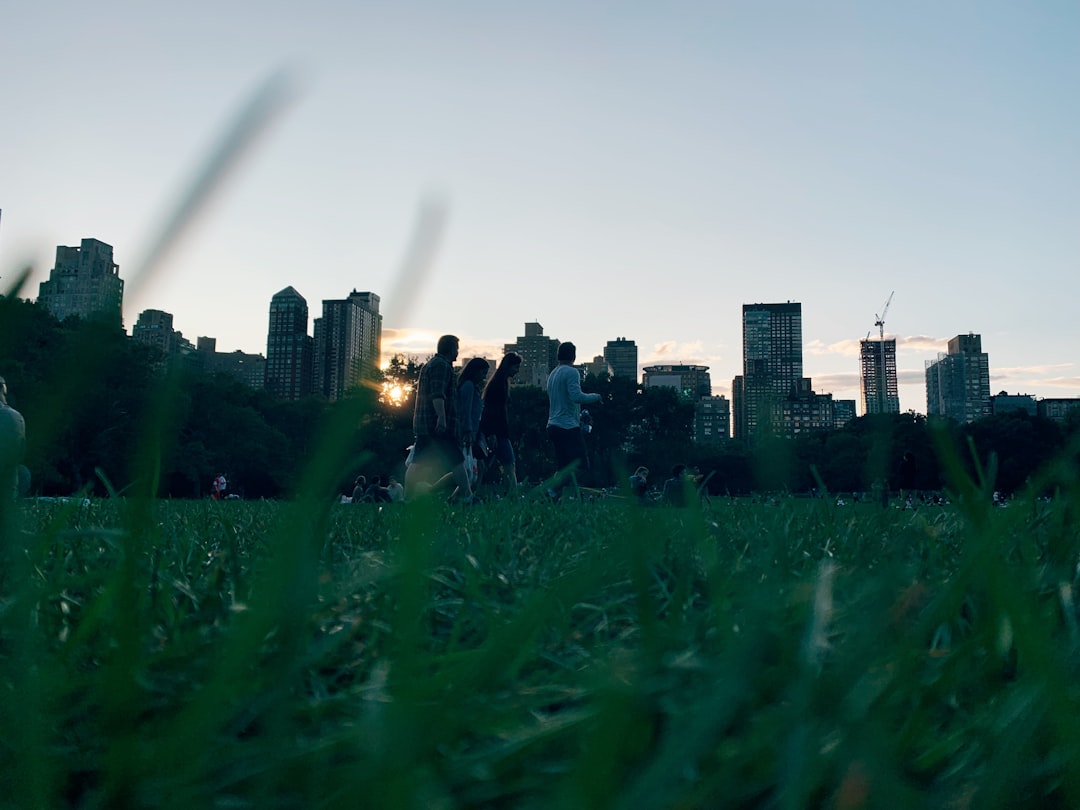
[436,334,460,361]
[671,464,686,478]
[460,357,490,386]
[499,352,523,377]
[557,342,576,365]
[355,475,366,487]
[634,466,649,478]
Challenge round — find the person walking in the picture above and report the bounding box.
[457,357,491,490]
[480,352,522,495]
[0,375,27,500]
[545,342,601,499]
[405,334,474,502]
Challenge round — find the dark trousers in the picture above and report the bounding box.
[547,425,588,493]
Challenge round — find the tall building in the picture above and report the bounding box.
[642,365,712,399]
[313,290,382,400]
[265,286,314,400]
[694,395,730,444]
[603,337,638,381]
[733,302,803,441]
[776,378,834,436]
[859,338,900,415]
[37,238,124,327]
[925,333,991,423]
[505,322,559,387]
[131,309,177,354]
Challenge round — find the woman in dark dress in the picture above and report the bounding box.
[480,352,522,495]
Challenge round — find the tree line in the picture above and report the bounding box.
[2,295,1078,499]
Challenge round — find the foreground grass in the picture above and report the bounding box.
[2,487,1080,809]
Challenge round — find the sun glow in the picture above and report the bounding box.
[382,382,409,407]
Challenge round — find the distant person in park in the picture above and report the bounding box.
[898,451,917,502]
[351,475,367,503]
[480,352,522,495]
[386,476,404,502]
[662,464,689,507]
[0,374,27,499]
[211,473,227,500]
[365,475,391,503]
[457,357,491,486]
[629,466,650,503]
[405,334,474,502]
[545,341,601,499]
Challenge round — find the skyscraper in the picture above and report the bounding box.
[313,290,382,400]
[37,238,124,327]
[859,337,900,415]
[504,322,559,387]
[733,302,802,441]
[132,309,177,355]
[603,337,638,381]
[925,333,991,423]
[265,287,314,400]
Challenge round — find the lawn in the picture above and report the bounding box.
[2,480,1079,809]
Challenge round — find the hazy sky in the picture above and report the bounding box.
[3,1,1078,413]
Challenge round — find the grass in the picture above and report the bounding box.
[3,479,1080,809]
[4,71,1080,809]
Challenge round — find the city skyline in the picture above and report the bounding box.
[2,3,1078,413]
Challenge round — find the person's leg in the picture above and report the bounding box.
[547,426,584,499]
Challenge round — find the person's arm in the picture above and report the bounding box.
[566,371,602,405]
[432,397,448,433]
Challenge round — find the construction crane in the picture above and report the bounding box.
[874,291,894,342]
[870,291,895,415]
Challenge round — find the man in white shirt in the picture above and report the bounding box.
[545,342,601,499]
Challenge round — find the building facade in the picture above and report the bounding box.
[265,286,314,400]
[313,290,382,400]
[859,338,900,415]
[603,337,638,381]
[131,309,177,355]
[991,392,1036,417]
[504,322,560,387]
[37,238,125,327]
[694,395,730,444]
[833,399,857,428]
[733,302,803,441]
[925,333,991,423]
[775,378,834,437]
[1037,398,1080,423]
[642,364,712,399]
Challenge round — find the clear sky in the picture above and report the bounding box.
[2,1,1078,413]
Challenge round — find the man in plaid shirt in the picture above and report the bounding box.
[404,334,474,502]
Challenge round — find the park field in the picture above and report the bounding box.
[2,477,1080,809]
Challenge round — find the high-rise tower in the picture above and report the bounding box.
[265,287,314,400]
[504,322,560,387]
[37,238,124,327]
[732,302,802,441]
[859,338,900,415]
[925,333,991,423]
[313,290,382,400]
[603,337,638,381]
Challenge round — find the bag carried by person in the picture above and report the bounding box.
[463,446,479,486]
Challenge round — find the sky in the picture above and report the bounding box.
[2,1,1078,414]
